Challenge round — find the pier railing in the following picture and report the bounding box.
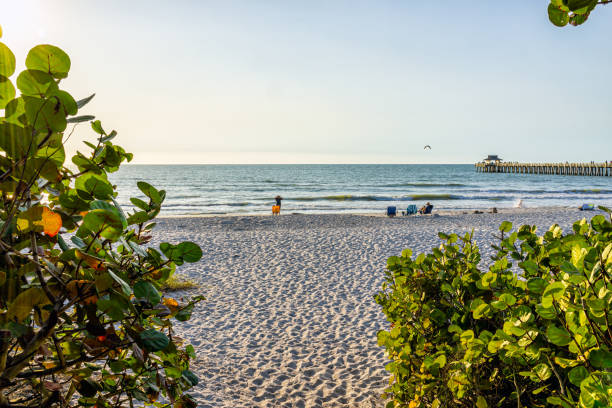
[475,162,612,176]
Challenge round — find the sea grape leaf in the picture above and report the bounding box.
[66,115,95,123]
[127,211,150,225]
[16,206,44,234]
[177,242,202,263]
[568,366,589,386]
[139,329,169,352]
[546,325,572,346]
[548,4,569,27]
[134,281,161,305]
[76,93,95,109]
[23,96,67,132]
[8,288,49,322]
[91,119,104,134]
[90,200,127,229]
[108,271,131,296]
[78,209,123,240]
[588,348,612,368]
[0,41,15,77]
[16,69,57,97]
[181,370,199,387]
[26,44,71,79]
[75,173,113,200]
[0,123,34,159]
[0,75,15,109]
[137,181,163,204]
[175,304,194,322]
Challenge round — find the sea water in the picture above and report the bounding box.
[108,164,612,216]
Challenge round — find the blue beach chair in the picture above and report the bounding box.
[579,203,595,211]
[403,205,417,216]
[386,206,397,217]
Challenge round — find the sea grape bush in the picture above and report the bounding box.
[376,211,612,408]
[547,0,609,27]
[0,28,203,407]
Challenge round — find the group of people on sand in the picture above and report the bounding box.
[272,195,435,216]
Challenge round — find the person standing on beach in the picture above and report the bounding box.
[275,195,282,212]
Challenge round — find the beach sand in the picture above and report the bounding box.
[153,207,592,407]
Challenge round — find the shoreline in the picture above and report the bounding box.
[156,205,594,219]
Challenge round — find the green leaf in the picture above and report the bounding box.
[542,281,565,307]
[15,206,44,234]
[127,211,150,225]
[548,4,569,27]
[139,329,169,352]
[75,173,114,200]
[16,69,57,96]
[133,281,161,305]
[78,209,123,240]
[499,293,516,306]
[76,93,95,109]
[472,303,492,319]
[8,288,49,322]
[588,348,612,368]
[181,370,199,387]
[23,96,67,132]
[175,304,194,322]
[177,242,202,263]
[568,366,588,386]
[536,304,557,320]
[0,75,15,109]
[76,378,100,398]
[0,42,15,77]
[499,221,512,233]
[108,271,132,296]
[564,0,597,12]
[475,396,488,408]
[91,120,104,134]
[137,181,163,204]
[0,123,34,159]
[533,363,552,381]
[546,325,572,346]
[130,197,149,210]
[26,44,71,79]
[66,115,95,123]
[90,200,127,229]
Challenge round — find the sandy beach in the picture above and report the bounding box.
[153,207,594,408]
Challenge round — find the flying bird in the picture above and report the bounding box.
[424,145,431,150]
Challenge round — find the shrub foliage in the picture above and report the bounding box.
[0,28,203,406]
[547,0,609,27]
[376,212,612,408]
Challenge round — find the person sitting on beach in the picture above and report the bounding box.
[418,202,433,215]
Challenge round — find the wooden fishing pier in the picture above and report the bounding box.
[475,155,612,176]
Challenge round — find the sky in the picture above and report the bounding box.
[1,1,612,164]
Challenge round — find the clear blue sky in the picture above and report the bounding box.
[3,1,612,163]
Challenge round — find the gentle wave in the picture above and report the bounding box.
[379,182,468,188]
[290,194,463,202]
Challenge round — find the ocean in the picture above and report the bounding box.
[108,164,612,216]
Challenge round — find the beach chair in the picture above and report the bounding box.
[579,203,595,211]
[386,206,397,217]
[402,205,417,216]
[419,204,434,215]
